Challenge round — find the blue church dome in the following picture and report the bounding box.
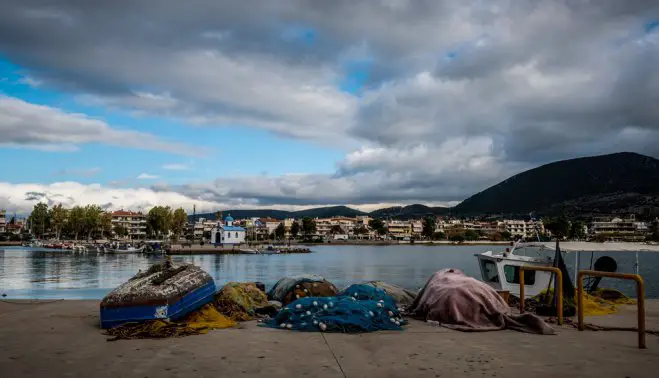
[224,215,234,222]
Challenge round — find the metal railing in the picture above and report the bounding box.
[577,270,646,349]
[519,266,564,325]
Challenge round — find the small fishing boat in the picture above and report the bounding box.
[475,240,659,297]
[104,245,145,254]
[142,240,166,255]
[100,259,217,328]
[27,240,43,248]
[258,245,281,254]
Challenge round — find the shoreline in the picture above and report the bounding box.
[1,299,658,377]
[165,241,509,254]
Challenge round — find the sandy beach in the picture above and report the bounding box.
[1,299,658,378]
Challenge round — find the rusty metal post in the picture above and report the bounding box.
[577,270,646,349]
[519,269,525,313]
[578,271,585,332]
[519,266,563,325]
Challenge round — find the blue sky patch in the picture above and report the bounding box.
[0,56,344,186]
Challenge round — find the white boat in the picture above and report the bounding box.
[105,245,145,254]
[475,241,659,297]
[257,245,281,254]
[26,240,43,248]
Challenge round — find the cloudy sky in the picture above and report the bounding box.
[1,0,658,214]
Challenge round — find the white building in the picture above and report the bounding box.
[189,217,217,238]
[211,215,246,246]
[501,219,544,239]
[111,210,147,240]
[0,210,6,233]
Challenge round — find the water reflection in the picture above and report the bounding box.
[1,245,658,299]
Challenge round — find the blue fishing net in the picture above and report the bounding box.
[339,284,398,306]
[263,284,406,333]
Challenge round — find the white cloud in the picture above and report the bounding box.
[0,180,461,215]
[0,95,204,157]
[137,173,159,180]
[162,163,191,171]
[0,181,220,214]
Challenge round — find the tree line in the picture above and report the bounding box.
[26,203,188,240]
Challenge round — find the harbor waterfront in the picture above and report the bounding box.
[2,244,659,299]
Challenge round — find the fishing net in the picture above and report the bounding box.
[214,282,271,321]
[509,288,636,317]
[580,288,636,316]
[263,284,406,333]
[268,275,338,305]
[361,281,417,307]
[339,283,398,304]
[104,304,236,341]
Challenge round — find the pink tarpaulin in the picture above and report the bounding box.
[409,268,555,334]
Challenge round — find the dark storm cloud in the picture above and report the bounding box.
[1,0,658,207]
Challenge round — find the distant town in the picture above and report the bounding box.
[1,204,658,244]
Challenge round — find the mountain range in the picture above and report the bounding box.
[192,152,659,221]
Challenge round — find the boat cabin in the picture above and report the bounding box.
[477,248,553,297]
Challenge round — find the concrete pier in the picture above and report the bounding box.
[1,300,658,378]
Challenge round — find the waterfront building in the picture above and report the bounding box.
[386,220,411,239]
[589,215,647,241]
[0,210,6,233]
[355,215,372,227]
[283,218,296,238]
[188,217,217,239]
[410,220,423,236]
[110,210,147,240]
[5,219,25,234]
[501,219,545,239]
[314,218,333,236]
[435,220,449,233]
[210,215,246,246]
[590,215,637,235]
[259,218,281,237]
[333,217,357,234]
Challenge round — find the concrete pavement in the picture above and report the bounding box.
[1,300,658,378]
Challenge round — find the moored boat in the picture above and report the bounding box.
[100,259,217,328]
[475,241,659,297]
[104,245,145,254]
[258,245,281,254]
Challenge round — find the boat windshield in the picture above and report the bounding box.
[504,265,536,285]
[481,260,499,283]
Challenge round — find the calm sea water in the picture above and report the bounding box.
[1,245,658,299]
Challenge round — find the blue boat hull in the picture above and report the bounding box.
[100,280,217,329]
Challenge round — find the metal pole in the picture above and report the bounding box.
[519,271,525,313]
[637,277,646,349]
[574,250,580,284]
[578,270,646,349]
[578,273,584,331]
[635,251,639,275]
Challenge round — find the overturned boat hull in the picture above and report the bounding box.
[100,262,216,329]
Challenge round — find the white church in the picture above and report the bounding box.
[210,214,246,246]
